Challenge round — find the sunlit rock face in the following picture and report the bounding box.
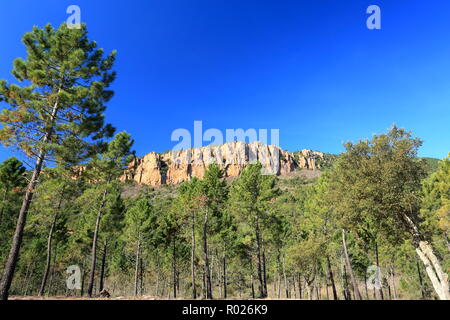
[121,141,323,186]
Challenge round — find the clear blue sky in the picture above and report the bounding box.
[1,0,449,165]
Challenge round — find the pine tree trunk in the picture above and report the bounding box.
[251,273,255,299]
[99,241,108,292]
[38,209,59,296]
[255,214,265,298]
[172,236,177,299]
[134,240,140,296]
[390,266,397,299]
[191,211,197,299]
[0,148,46,300]
[87,188,108,297]
[223,252,227,299]
[342,229,362,300]
[326,255,338,300]
[364,272,369,299]
[282,254,288,298]
[262,248,268,297]
[298,274,303,299]
[202,209,212,299]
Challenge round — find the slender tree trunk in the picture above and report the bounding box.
[390,266,397,299]
[87,188,108,297]
[298,274,303,299]
[262,247,268,297]
[343,265,351,300]
[134,240,141,296]
[48,233,60,296]
[191,211,197,299]
[223,251,227,299]
[202,209,212,299]
[140,254,144,295]
[251,273,255,299]
[293,275,297,299]
[364,272,369,299]
[255,214,265,298]
[282,254,288,298]
[172,236,177,299]
[326,255,338,300]
[342,229,362,300]
[99,241,108,292]
[0,149,46,299]
[22,261,32,296]
[38,207,60,296]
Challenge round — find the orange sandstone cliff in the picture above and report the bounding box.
[121,141,324,186]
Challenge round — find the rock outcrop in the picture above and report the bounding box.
[121,141,323,186]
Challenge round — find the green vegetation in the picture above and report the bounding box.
[0,23,448,300]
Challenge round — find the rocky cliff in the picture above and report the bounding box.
[121,141,323,186]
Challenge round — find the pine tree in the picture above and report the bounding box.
[0,23,116,300]
[123,198,153,296]
[84,131,134,297]
[175,178,203,298]
[229,163,279,298]
[198,164,228,299]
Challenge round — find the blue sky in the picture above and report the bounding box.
[1,0,449,164]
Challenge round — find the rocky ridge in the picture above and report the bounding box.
[121,141,324,186]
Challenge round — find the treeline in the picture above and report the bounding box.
[0,23,449,300]
[0,127,449,299]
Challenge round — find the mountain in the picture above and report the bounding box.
[121,141,324,186]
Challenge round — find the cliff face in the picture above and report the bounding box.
[121,141,323,186]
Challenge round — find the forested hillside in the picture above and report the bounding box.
[0,23,448,300]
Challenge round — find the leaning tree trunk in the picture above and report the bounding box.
[0,147,47,300]
[87,188,108,297]
[342,229,362,300]
[401,212,450,300]
[0,87,60,300]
